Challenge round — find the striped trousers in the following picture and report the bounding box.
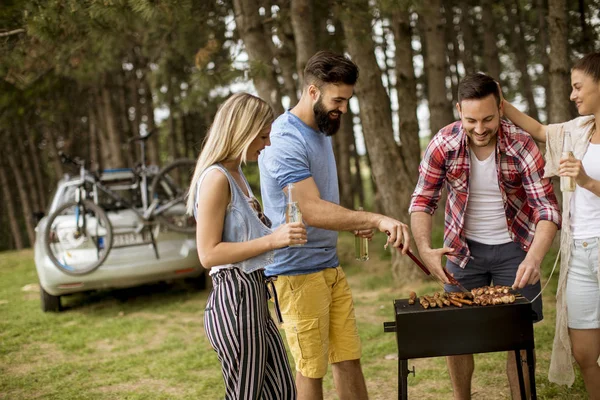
[204,268,296,399]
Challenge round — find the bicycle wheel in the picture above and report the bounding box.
[44,199,113,275]
[150,158,196,234]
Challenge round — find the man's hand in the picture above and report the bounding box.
[377,216,410,254]
[419,247,455,284]
[513,255,542,289]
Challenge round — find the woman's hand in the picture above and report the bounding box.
[559,156,591,188]
[496,81,505,107]
[269,222,307,249]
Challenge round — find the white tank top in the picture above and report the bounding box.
[570,143,600,239]
[463,149,512,245]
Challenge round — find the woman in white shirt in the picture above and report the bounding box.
[502,52,600,398]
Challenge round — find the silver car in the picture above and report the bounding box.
[34,169,204,312]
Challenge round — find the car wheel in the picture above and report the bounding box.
[40,286,62,312]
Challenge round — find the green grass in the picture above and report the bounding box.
[0,233,590,399]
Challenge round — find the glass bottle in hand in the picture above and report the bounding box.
[286,183,304,247]
[561,131,576,192]
[354,207,369,261]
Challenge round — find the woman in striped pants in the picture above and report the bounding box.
[186,93,306,399]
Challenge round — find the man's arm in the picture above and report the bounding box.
[513,220,557,289]
[408,132,455,283]
[292,177,410,251]
[512,136,561,288]
[410,212,454,284]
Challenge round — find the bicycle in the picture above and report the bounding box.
[43,130,197,276]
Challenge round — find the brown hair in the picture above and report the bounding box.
[303,51,359,88]
[186,93,274,215]
[458,73,500,106]
[572,52,600,82]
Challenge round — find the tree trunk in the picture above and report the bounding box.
[481,0,501,81]
[458,0,476,74]
[391,6,421,183]
[142,75,160,166]
[339,0,424,282]
[415,14,429,101]
[117,71,135,167]
[335,112,354,209]
[26,129,47,209]
[17,128,41,213]
[182,113,195,159]
[547,0,571,123]
[99,83,126,168]
[378,23,395,97]
[511,0,540,122]
[578,0,593,54]
[167,80,180,163]
[4,137,35,246]
[233,0,284,115]
[351,136,365,208]
[88,95,101,172]
[0,157,24,250]
[95,91,112,171]
[271,1,299,104]
[275,36,299,105]
[419,0,455,136]
[536,0,551,122]
[290,0,317,83]
[43,126,64,179]
[444,2,460,106]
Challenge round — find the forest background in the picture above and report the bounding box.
[1,0,599,279]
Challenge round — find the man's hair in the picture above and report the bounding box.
[458,73,500,106]
[572,52,600,82]
[303,51,359,88]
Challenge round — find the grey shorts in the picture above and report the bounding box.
[566,238,600,329]
[444,239,543,322]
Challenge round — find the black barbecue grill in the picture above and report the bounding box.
[384,297,537,399]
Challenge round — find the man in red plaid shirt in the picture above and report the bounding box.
[409,73,561,400]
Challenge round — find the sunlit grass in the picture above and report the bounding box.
[0,230,590,399]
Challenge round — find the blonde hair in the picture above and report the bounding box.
[186,92,274,215]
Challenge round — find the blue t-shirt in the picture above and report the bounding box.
[259,111,340,276]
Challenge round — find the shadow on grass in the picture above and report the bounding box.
[59,275,209,314]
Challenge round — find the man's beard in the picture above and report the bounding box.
[313,98,342,136]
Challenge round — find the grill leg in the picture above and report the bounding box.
[527,348,537,399]
[399,358,408,400]
[514,350,527,399]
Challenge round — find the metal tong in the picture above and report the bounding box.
[385,231,470,293]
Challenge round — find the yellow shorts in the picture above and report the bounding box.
[274,266,361,379]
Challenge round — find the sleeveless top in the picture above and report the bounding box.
[194,163,274,274]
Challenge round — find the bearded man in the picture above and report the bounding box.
[409,72,561,400]
[259,50,410,400]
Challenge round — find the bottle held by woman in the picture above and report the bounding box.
[561,131,576,192]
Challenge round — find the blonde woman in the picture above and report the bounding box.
[187,92,305,399]
[502,53,600,397]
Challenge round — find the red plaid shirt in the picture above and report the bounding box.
[409,120,561,268]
